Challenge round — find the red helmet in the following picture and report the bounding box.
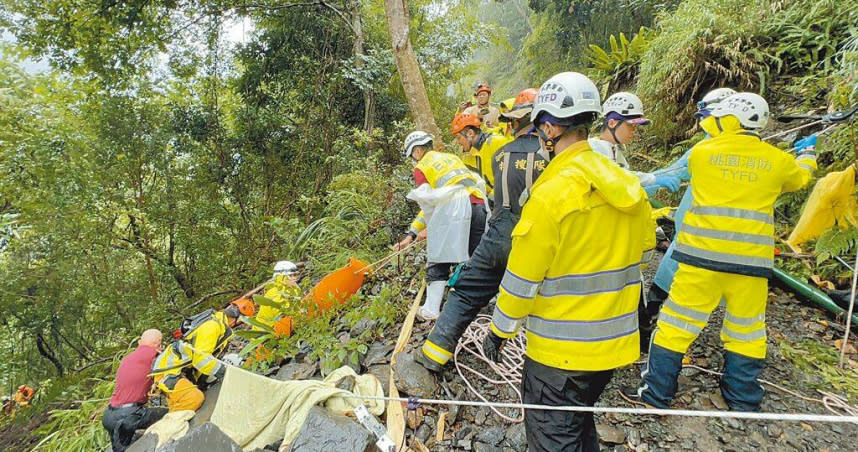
[475,83,492,95]
[450,112,482,134]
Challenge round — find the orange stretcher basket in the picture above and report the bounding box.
[305,257,371,316]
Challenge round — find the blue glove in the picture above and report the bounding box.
[794,134,817,153]
[652,174,681,192]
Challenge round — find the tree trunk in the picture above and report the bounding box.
[36,332,64,377]
[383,0,443,145]
[351,1,376,132]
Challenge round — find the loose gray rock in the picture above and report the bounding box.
[473,442,502,452]
[477,426,505,446]
[274,361,317,381]
[158,422,242,452]
[392,352,438,397]
[349,318,378,338]
[363,342,394,367]
[125,433,158,452]
[597,424,627,445]
[504,423,527,449]
[287,407,373,452]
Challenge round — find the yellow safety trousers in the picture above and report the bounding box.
[653,263,768,359]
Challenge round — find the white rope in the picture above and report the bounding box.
[763,119,824,141]
[839,245,858,366]
[343,393,858,424]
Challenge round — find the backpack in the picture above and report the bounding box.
[172,309,214,340]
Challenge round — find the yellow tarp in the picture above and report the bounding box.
[787,166,858,252]
[210,365,384,451]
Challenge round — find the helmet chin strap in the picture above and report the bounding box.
[535,126,556,154]
[607,119,623,145]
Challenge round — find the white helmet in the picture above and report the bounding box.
[709,92,770,129]
[602,92,645,117]
[273,260,298,277]
[531,72,601,123]
[697,87,737,110]
[402,131,433,158]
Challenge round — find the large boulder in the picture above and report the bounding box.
[287,407,373,452]
[158,422,242,452]
[189,381,222,428]
[125,433,159,452]
[391,352,438,398]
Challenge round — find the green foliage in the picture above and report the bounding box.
[31,379,114,452]
[586,27,657,93]
[780,339,858,401]
[814,226,858,265]
[637,0,858,146]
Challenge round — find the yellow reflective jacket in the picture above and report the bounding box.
[409,151,484,235]
[673,115,817,277]
[462,132,511,198]
[489,140,655,371]
[255,276,301,330]
[151,312,233,388]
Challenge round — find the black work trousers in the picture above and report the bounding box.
[425,209,516,355]
[639,284,668,351]
[102,404,168,452]
[522,357,614,452]
[425,202,488,283]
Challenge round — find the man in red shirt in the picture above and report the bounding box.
[102,329,168,452]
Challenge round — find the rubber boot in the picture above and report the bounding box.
[721,350,765,411]
[418,281,446,321]
[638,343,685,408]
[414,348,444,374]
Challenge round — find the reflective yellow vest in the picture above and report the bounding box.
[673,115,817,277]
[255,276,301,330]
[151,312,232,389]
[490,140,655,371]
[408,151,484,235]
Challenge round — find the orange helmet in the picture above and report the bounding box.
[500,88,539,122]
[475,83,492,95]
[231,297,256,317]
[514,88,538,106]
[450,112,482,134]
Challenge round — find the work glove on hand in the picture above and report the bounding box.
[794,134,818,153]
[645,174,682,197]
[483,331,507,363]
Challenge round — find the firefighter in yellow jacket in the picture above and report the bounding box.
[451,111,512,200]
[254,260,301,330]
[484,72,654,451]
[394,131,488,320]
[631,93,817,412]
[150,306,238,412]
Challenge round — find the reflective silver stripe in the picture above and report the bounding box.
[491,307,524,334]
[664,298,711,322]
[681,224,774,246]
[539,264,640,296]
[526,311,638,342]
[674,243,773,268]
[642,248,655,263]
[658,312,703,335]
[722,325,766,342]
[798,163,815,172]
[500,270,540,299]
[525,152,535,191]
[436,168,473,187]
[195,354,219,372]
[502,152,511,208]
[422,343,452,364]
[690,206,773,225]
[724,312,765,326]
